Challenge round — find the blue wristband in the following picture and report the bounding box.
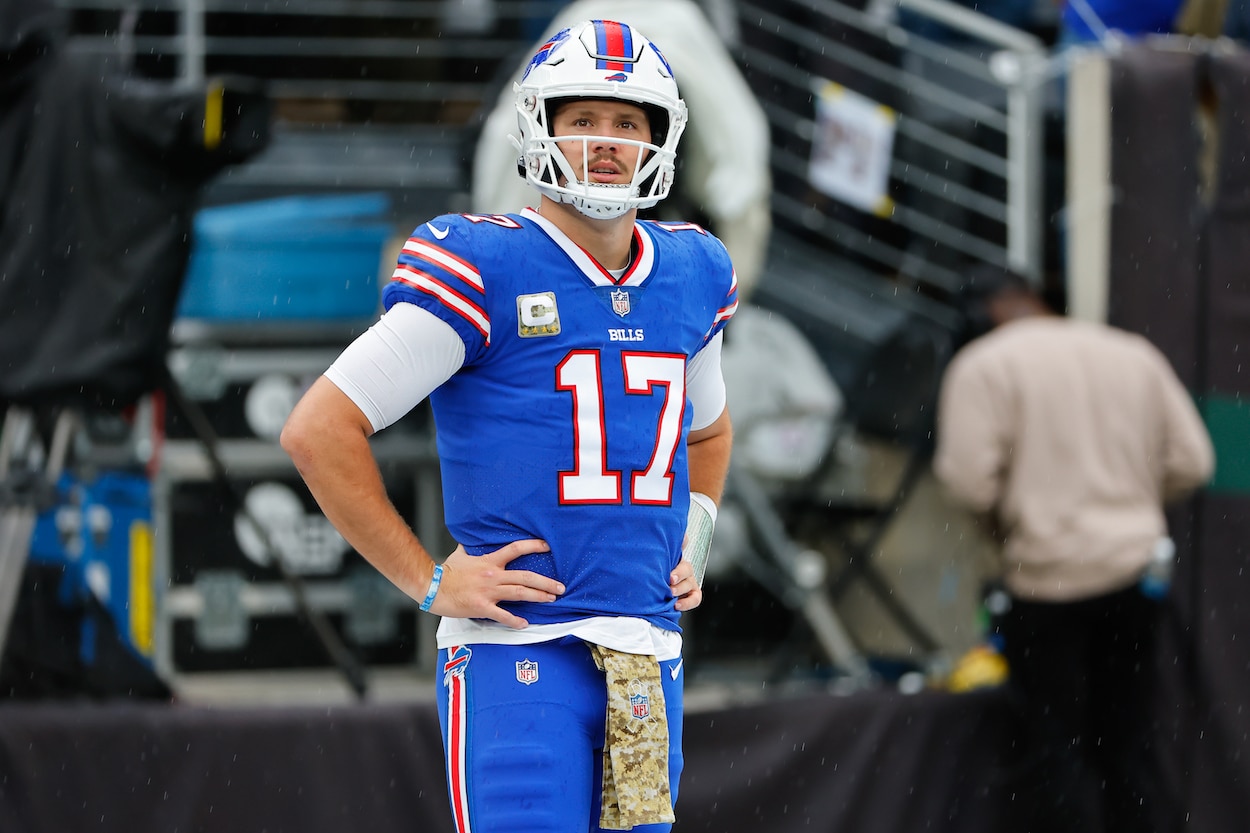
[419,563,443,612]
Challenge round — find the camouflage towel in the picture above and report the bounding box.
[588,643,676,830]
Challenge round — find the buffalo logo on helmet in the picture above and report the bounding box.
[521,27,572,81]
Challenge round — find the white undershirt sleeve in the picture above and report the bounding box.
[324,302,467,432]
[686,331,727,431]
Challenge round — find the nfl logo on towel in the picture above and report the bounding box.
[631,690,650,720]
[516,659,539,685]
[611,289,631,317]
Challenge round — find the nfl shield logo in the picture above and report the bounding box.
[631,691,651,720]
[516,659,539,685]
[610,289,631,317]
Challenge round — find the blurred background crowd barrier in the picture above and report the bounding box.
[0,1,1248,831]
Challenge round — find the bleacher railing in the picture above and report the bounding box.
[58,0,1049,286]
[737,0,1050,291]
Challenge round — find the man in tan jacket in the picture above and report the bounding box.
[934,267,1213,833]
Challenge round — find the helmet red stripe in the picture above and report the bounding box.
[596,19,629,71]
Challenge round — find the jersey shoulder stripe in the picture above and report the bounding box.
[384,214,495,347]
[390,265,491,342]
[714,270,739,329]
[401,237,484,292]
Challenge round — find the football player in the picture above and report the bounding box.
[282,19,736,832]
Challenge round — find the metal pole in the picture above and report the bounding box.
[181,0,206,86]
[1003,49,1048,284]
[0,410,76,663]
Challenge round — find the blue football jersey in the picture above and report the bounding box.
[381,208,737,630]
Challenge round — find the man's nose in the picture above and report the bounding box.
[590,134,619,153]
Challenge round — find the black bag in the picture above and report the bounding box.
[0,0,270,411]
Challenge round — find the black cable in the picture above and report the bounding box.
[162,368,370,700]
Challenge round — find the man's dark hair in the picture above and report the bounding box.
[953,264,1036,345]
[956,264,1034,308]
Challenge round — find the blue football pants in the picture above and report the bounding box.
[436,637,685,833]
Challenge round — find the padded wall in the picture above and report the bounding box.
[1103,42,1250,832]
[0,690,1016,833]
[1105,44,1203,386]
[1185,47,1250,833]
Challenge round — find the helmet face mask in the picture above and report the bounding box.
[511,19,688,220]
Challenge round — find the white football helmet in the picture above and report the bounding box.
[511,19,688,220]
